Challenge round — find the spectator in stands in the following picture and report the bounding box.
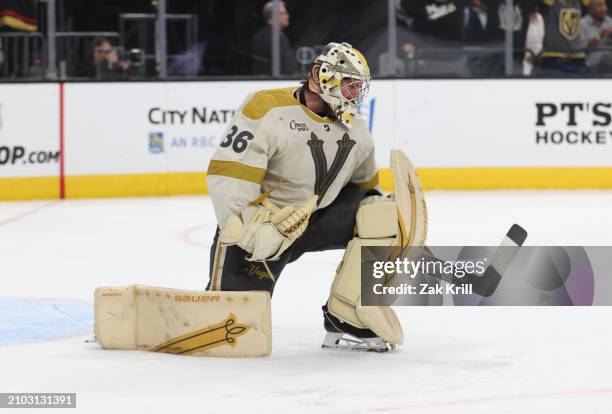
[523,9,545,75]
[463,0,506,76]
[534,0,589,76]
[400,0,463,41]
[581,0,612,73]
[394,0,465,76]
[91,37,132,80]
[250,1,298,75]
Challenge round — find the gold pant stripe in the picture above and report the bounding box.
[210,242,226,291]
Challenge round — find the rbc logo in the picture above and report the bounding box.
[149,132,164,154]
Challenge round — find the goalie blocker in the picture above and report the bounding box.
[94,285,271,357]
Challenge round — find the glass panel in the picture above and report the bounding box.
[195,0,388,78]
[182,0,389,78]
[0,33,45,79]
[286,0,388,78]
[393,0,528,77]
[56,0,156,79]
[208,1,284,76]
[16,0,611,80]
[0,0,44,80]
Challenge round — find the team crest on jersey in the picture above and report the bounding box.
[307,132,356,205]
[559,8,581,40]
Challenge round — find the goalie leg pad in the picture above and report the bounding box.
[327,148,428,347]
[327,200,404,346]
[94,285,272,357]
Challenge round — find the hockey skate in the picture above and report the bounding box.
[321,305,394,353]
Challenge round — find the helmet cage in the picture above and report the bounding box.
[314,42,371,127]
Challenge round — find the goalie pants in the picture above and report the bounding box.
[207,186,379,294]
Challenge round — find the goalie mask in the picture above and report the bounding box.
[314,42,371,128]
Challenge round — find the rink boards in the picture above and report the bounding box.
[1,79,612,200]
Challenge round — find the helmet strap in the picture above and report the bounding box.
[298,83,307,106]
[300,80,334,118]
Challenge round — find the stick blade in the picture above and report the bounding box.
[507,224,528,246]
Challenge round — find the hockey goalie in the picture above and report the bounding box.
[93,42,524,356]
[206,42,428,352]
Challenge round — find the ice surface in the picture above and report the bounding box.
[0,192,611,413]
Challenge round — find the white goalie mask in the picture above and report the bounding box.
[314,42,371,128]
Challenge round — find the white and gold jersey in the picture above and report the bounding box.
[206,87,379,229]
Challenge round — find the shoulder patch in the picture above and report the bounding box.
[242,88,299,120]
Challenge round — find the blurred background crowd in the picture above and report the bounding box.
[1,0,611,80]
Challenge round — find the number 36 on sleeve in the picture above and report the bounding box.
[220,125,254,153]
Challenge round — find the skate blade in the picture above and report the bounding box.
[321,332,395,353]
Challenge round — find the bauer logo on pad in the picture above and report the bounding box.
[175,294,220,302]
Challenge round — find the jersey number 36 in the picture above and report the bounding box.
[220,125,254,153]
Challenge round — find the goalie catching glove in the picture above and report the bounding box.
[219,195,318,261]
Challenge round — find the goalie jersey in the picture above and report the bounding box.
[206,87,379,229]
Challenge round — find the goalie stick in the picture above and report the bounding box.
[416,223,528,297]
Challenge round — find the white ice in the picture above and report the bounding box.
[1,191,611,413]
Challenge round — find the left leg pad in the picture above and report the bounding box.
[94,285,272,357]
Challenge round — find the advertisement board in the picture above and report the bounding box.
[2,79,612,200]
[393,80,612,168]
[0,84,59,199]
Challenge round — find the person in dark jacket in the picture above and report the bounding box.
[250,1,298,75]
